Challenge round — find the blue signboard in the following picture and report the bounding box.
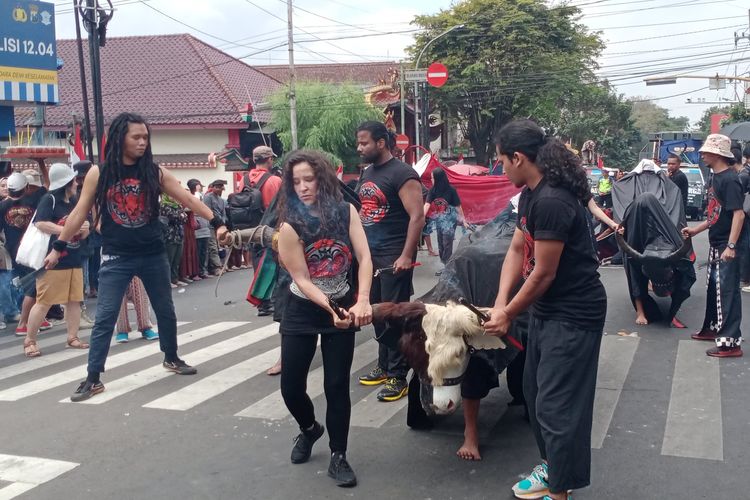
[0,0,58,104]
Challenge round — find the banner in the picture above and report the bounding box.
[419,155,521,224]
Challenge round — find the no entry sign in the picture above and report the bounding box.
[427,62,448,88]
[395,134,410,149]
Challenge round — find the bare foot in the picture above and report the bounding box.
[266,359,282,376]
[456,440,481,461]
[635,314,648,325]
[428,251,439,257]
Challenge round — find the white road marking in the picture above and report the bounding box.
[0,453,78,500]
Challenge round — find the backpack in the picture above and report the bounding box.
[227,172,272,230]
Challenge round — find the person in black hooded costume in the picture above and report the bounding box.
[612,159,696,327]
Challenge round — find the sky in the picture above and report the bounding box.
[47,0,750,127]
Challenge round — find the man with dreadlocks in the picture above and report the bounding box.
[43,112,229,402]
[484,120,606,500]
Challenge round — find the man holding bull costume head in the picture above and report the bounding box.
[484,120,606,500]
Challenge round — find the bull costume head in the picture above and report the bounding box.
[372,301,506,416]
[615,231,692,297]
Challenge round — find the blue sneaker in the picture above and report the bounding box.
[512,463,549,499]
[141,328,159,341]
[115,332,129,344]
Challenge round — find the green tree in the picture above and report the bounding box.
[542,82,639,169]
[695,105,730,135]
[629,99,690,154]
[269,82,382,169]
[408,0,603,165]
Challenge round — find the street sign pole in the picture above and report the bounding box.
[399,62,405,135]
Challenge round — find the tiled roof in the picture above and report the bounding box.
[255,61,400,86]
[15,34,282,130]
[6,153,213,170]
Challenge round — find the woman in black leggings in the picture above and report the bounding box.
[276,150,373,487]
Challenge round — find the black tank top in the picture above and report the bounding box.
[100,168,164,256]
[281,201,357,335]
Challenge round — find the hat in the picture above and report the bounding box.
[22,169,42,187]
[252,145,277,162]
[73,160,92,178]
[48,163,77,191]
[7,172,28,192]
[699,134,734,159]
[210,179,228,187]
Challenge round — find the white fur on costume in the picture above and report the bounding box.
[421,302,506,386]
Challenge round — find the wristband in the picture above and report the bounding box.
[52,240,68,252]
[209,216,225,230]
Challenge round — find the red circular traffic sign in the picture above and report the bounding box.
[395,134,410,149]
[427,62,448,88]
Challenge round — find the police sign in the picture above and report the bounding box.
[0,0,58,104]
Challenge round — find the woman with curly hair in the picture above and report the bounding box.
[483,119,606,500]
[276,150,373,488]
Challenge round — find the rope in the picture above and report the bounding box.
[214,230,245,297]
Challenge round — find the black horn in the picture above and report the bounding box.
[615,231,644,261]
[665,236,692,262]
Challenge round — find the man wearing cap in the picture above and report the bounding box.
[249,146,282,210]
[0,169,53,334]
[203,179,228,275]
[683,134,746,358]
[247,146,282,317]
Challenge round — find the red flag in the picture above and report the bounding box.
[336,164,343,180]
[597,156,604,169]
[72,123,85,164]
[99,132,107,163]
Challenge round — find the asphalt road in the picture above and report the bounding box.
[0,225,747,500]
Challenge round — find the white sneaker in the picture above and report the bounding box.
[742,285,750,293]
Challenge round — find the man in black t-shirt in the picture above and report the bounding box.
[683,134,746,358]
[666,154,688,211]
[355,121,425,402]
[484,120,605,500]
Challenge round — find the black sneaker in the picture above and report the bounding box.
[70,380,105,402]
[257,308,273,317]
[291,422,324,464]
[328,452,357,487]
[163,358,198,375]
[358,366,387,386]
[377,377,408,402]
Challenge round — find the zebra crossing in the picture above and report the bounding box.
[0,321,729,460]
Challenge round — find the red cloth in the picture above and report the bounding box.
[421,156,521,224]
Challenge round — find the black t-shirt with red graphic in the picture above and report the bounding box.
[705,168,745,247]
[358,157,420,257]
[426,186,461,225]
[0,187,47,262]
[100,166,164,256]
[35,193,82,270]
[517,178,606,331]
[282,202,357,335]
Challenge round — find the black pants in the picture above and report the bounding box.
[371,254,412,379]
[436,225,456,264]
[523,316,602,494]
[701,245,744,346]
[280,333,355,453]
[196,238,208,276]
[165,241,184,283]
[88,245,101,290]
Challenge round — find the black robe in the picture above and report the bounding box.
[612,171,696,322]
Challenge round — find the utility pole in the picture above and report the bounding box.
[73,0,94,162]
[287,0,298,149]
[85,0,105,161]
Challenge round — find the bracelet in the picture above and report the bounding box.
[52,240,68,252]
[209,216,224,230]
